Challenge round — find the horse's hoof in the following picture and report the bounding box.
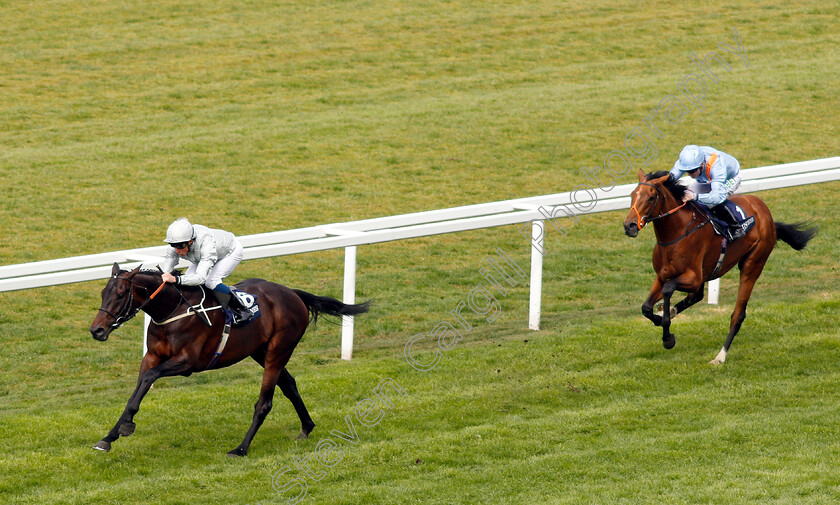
[227,447,247,457]
[298,422,314,440]
[93,440,111,452]
[709,359,723,366]
[118,422,136,437]
[654,303,677,320]
[663,335,676,349]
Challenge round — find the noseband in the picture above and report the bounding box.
[98,275,166,330]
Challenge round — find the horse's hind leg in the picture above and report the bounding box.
[277,368,316,439]
[710,258,766,365]
[654,284,704,319]
[250,349,315,439]
[673,284,705,316]
[228,363,282,457]
[229,341,303,457]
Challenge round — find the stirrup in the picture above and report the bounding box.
[225,289,261,327]
[225,307,253,326]
[726,215,755,241]
[725,226,746,242]
[235,308,253,324]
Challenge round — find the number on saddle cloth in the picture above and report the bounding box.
[229,289,261,326]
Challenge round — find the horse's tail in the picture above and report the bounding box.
[775,221,818,251]
[292,289,371,326]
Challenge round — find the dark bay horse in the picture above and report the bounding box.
[89,263,370,456]
[623,169,816,364]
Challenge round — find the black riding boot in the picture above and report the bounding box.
[711,203,746,242]
[212,290,252,325]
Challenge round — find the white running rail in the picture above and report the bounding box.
[2,156,838,359]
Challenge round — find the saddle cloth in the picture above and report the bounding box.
[700,200,755,238]
[229,289,261,327]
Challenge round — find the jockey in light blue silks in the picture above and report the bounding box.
[669,145,748,241]
[160,218,254,324]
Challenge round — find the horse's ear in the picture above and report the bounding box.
[653,173,672,184]
[111,263,120,277]
[637,169,646,182]
[127,264,142,278]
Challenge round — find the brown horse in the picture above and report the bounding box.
[623,169,816,364]
[89,263,370,456]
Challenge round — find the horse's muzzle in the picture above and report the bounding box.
[90,326,110,341]
[624,222,640,237]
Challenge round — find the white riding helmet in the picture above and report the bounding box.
[675,145,705,172]
[164,218,195,244]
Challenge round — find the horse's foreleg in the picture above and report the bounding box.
[94,356,190,452]
[659,279,679,349]
[277,368,316,439]
[641,277,665,327]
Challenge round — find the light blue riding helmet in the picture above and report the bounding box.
[675,145,705,172]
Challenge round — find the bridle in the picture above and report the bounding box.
[629,181,687,230]
[98,275,166,330]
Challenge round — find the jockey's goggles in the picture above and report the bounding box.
[170,241,190,250]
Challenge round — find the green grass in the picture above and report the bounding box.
[1,0,839,504]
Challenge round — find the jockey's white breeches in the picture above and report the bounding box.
[184,240,244,289]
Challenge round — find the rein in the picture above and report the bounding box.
[654,201,714,247]
[98,274,213,330]
[631,180,715,248]
[152,286,216,327]
[99,273,229,370]
[656,217,708,247]
[630,182,687,230]
[98,276,167,330]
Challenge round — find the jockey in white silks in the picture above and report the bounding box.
[160,218,253,323]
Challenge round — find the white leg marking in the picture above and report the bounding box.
[709,347,727,365]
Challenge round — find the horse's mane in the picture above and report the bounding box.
[645,170,687,202]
